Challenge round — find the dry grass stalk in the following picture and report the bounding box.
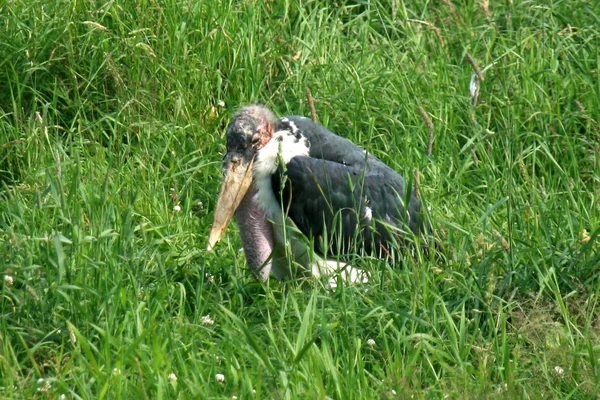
[413,168,421,200]
[306,87,318,122]
[465,52,484,82]
[471,149,479,166]
[492,229,510,252]
[83,21,108,31]
[0,138,26,149]
[480,0,490,15]
[440,0,466,26]
[407,19,446,47]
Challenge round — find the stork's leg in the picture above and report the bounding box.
[270,225,314,280]
[270,222,368,283]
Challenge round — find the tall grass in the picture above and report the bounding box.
[1,0,599,398]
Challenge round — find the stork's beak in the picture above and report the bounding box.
[207,154,255,250]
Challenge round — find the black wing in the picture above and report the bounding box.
[272,117,426,258]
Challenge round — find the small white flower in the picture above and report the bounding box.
[4,275,14,286]
[168,373,177,384]
[206,274,215,284]
[113,368,121,376]
[367,338,376,347]
[554,366,564,375]
[201,314,215,325]
[496,382,507,393]
[36,378,51,392]
[215,373,225,382]
[231,396,237,399]
[391,389,397,395]
[217,100,225,107]
[173,205,182,212]
[59,394,67,400]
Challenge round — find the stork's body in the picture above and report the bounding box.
[208,105,427,281]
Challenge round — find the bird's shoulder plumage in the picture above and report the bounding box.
[277,115,389,169]
[271,115,425,257]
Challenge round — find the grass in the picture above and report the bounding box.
[1,0,599,398]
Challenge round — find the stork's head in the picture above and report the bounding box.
[207,105,276,250]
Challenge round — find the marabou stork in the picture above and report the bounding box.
[207,105,429,281]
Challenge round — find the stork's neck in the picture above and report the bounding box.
[235,185,273,280]
[252,121,311,220]
[254,120,310,176]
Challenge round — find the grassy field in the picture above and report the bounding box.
[1,0,600,398]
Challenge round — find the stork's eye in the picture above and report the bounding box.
[251,135,261,146]
[230,155,241,164]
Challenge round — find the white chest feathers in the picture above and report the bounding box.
[252,126,310,219]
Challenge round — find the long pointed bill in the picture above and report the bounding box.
[207,156,255,250]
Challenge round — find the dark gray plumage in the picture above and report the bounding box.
[271,116,427,259]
